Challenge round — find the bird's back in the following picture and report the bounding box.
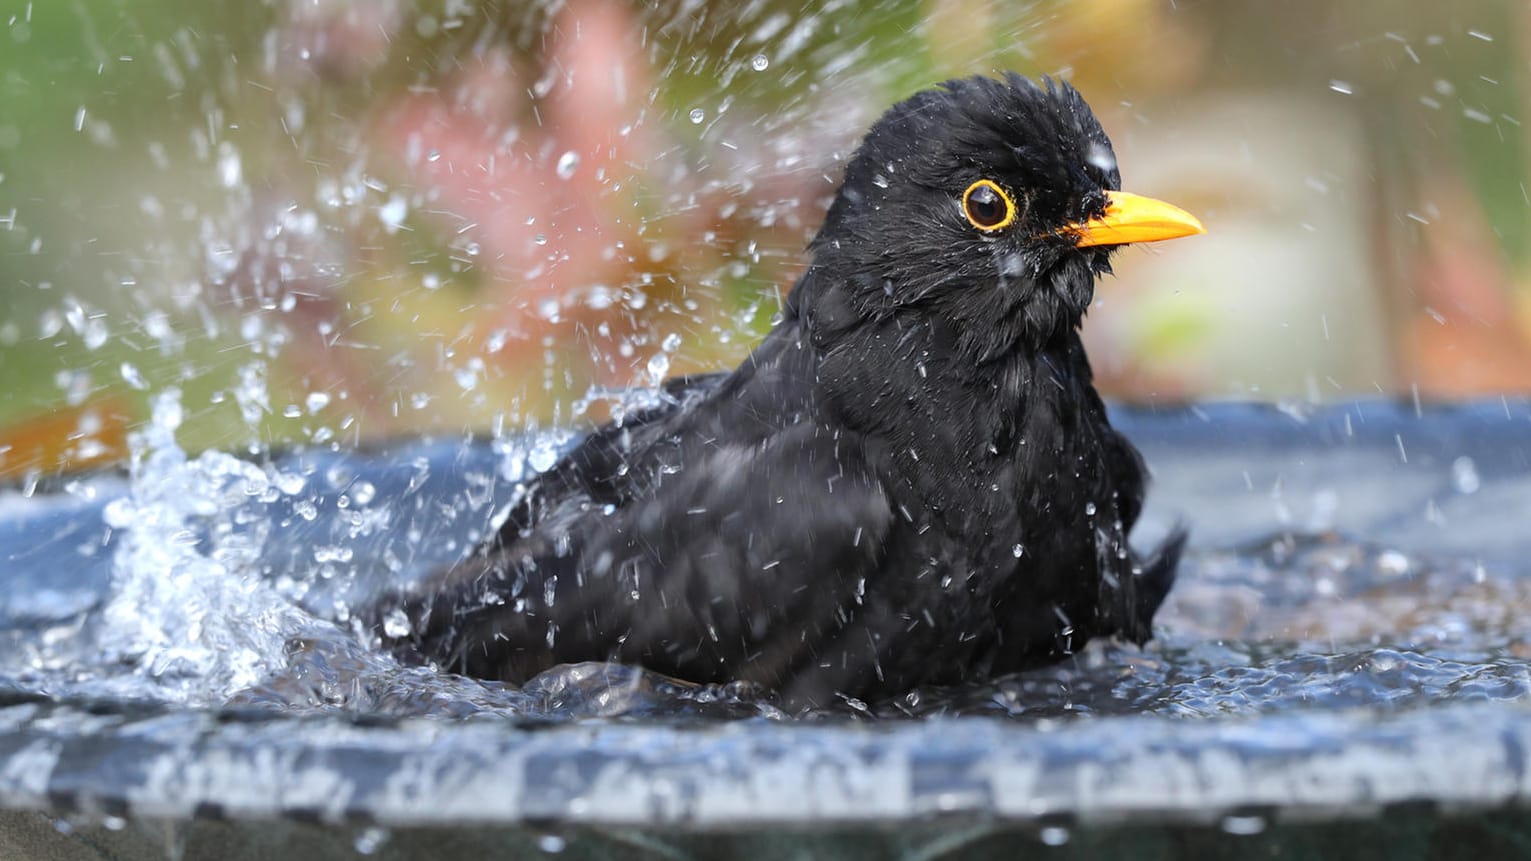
[391,323,907,700]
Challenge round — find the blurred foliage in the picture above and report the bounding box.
[1,0,1529,475]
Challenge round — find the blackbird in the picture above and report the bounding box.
[378,74,1203,710]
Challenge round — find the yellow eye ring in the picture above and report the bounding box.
[961,179,1016,232]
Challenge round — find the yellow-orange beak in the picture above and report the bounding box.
[1068,190,1205,248]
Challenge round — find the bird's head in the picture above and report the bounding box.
[797,74,1203,361]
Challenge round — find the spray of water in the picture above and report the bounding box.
[98,389,326,704]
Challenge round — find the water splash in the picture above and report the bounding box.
[96,389,324,704]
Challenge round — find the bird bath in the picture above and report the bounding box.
[5,3,1531,855]
[2,398,1530,859]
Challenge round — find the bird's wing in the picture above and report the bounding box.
[403,416,898,697]
[500,371,732,520]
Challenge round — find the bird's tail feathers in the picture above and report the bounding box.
[1115,523,1187,645]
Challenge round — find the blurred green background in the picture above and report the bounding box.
[2,0,1528,476]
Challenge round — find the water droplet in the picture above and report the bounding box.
[305,391,331,413]
[688,108,705,125]
[1039,826,1071,846]
[354,826,391,854]
[585,286,615,310]
[1377,549,1411,576]
[38,309,63,338]
[537,834,567,853]
[274,471,306,495]
[1084,502,1097,516]
[1012,543,1025,558]
[1084,142,1117,173]
[661,332,682,353]
[1452,456,1481,494]
[313,545,354,563]
[454,363,480,391]
[381,608,411,639]
[150,389,184,432]
[82,317,108,350]
[647,352,670,382]
[350,480,376,506]
[529,440,560,472]
[555,150,579,180]
[750,54,769,71]
[294,499,318,521]
[120,362,148,390]
[217,142,242,188]
[534,234,548,246]
[378,196,408,231]
[64,479,96,502]
[1220,814,1267,835]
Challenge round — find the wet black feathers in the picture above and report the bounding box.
[379,75,1183,710]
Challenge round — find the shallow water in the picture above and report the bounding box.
[3,397,1530,728]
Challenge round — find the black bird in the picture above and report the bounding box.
[380,74,1203,710]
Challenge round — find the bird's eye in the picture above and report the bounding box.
[961,180,1016,232]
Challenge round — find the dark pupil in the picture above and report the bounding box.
[967,186,1004,226]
